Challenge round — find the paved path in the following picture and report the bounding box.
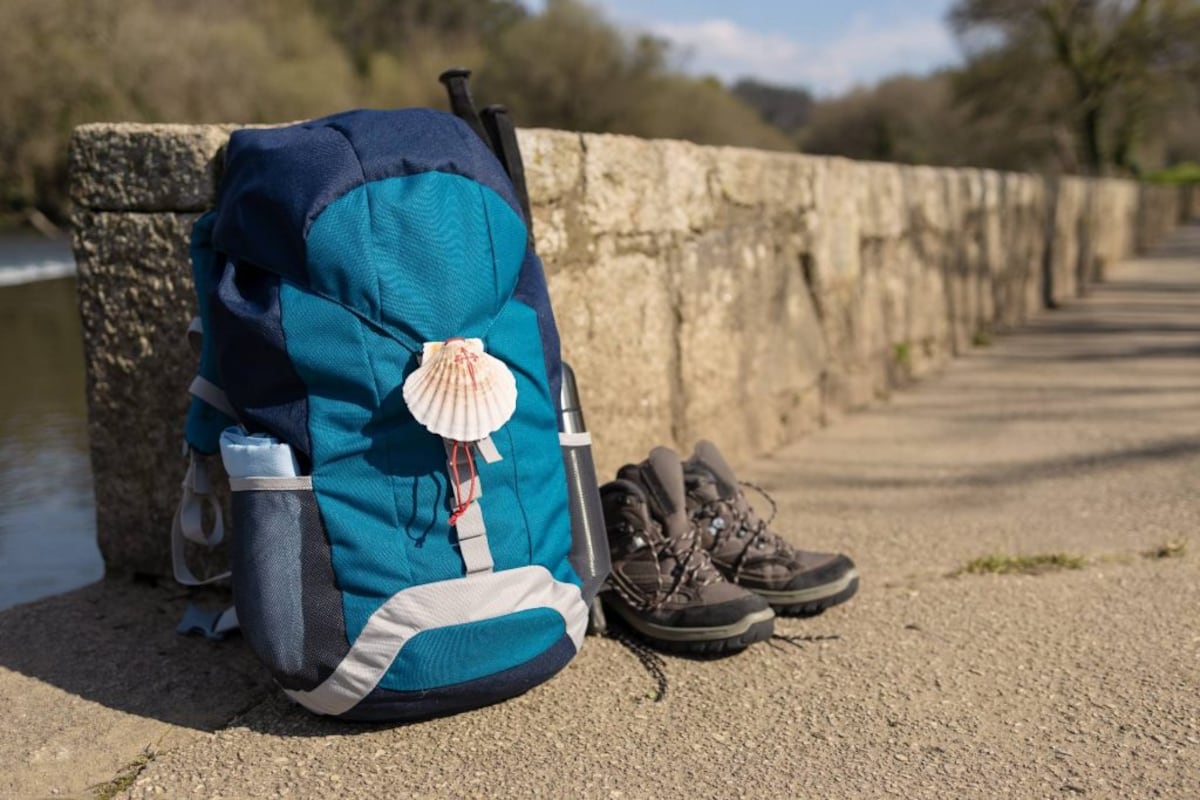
[3,227,1198,799]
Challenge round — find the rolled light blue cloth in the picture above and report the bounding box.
[219,427,301,478]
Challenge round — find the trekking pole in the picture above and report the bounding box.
[438,67,490,145]
[437,71,532,238]
[481,104,534,241]
[437,71,532,239]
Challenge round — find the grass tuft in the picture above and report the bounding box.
[93,750,154,800]
[956,552,1085,576]
[1143,540,1186,560]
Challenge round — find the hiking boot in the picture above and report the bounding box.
[599,447,775,654]
[683,440,859,616]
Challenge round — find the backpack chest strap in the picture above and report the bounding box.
[443,437,503,575]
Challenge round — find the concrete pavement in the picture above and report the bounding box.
[3,226,1198,799]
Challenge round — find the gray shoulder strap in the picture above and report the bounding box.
[171,449,231,586]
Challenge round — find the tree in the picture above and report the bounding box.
[949,0,1200,175]
[732,79,815,136]
[0,0,795,224]
[801,73,978,166]
[309,0,526,74]
[0,0,357,222]
[477,0,791,150]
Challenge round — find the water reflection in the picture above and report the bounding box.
[0,274,103,610]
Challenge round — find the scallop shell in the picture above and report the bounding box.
[403,338,517,441]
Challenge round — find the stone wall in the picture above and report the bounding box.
[68,123,1185,575]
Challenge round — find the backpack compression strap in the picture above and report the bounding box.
[443,437,504,574]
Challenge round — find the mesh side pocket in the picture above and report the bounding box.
[231,483,347,691]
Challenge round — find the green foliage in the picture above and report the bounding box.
[476,0,790,150]
[629,75,794,150]
[8,0,1199,224]
[92,749,154,800]
[957,552,1086,576]
[474,0,670,133]
[949,0,1200,176]
[1142,539,1187,558]
[732,79,814,135]
[309,0,525,74]
[1145,161,1200,184]
[0,0,356,220]
[802,72,976,166]
[0,0,792,224]
[758,1,1200,176]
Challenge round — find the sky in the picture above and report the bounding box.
[524,0,961,95]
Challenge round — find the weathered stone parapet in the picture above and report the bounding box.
[69,123,238,212]
[1138,183,1186,251]
[69,122,1186,576]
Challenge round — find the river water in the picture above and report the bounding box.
[0,236,103,611]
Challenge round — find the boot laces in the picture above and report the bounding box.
[695,479,793,579]
[655,518,720,605]
[611,498,719,612]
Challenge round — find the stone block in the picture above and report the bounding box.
[857,162,906,240]
[905,166,951,233]
[580,133,717,236]
[548,241,677,477]
[518,128,584,204]
[713,147,816,212]
[69,124,235,212]
[1049,177,1088,303]
[674,225,827,464]
[991,173,1047,328]
[519,128,586,266]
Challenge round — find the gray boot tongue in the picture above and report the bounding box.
[640,447,690,534]
[691,440,740,499]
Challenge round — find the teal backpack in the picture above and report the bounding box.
[172,72,609,721]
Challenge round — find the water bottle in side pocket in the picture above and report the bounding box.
[558,362,610,608]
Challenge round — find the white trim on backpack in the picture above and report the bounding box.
[558,431,591,447]
[229,475,314,492]
[284,565,588,716]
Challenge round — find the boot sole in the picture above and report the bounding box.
[602,600,775,654]
[752,570,860,616]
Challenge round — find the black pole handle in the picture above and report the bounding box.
[481,104,534,241]
[438,67,489,146]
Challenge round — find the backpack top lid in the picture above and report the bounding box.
[212,107,527,292]
[210,108,544,369]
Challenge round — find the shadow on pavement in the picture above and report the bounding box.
[0,577,272,731]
